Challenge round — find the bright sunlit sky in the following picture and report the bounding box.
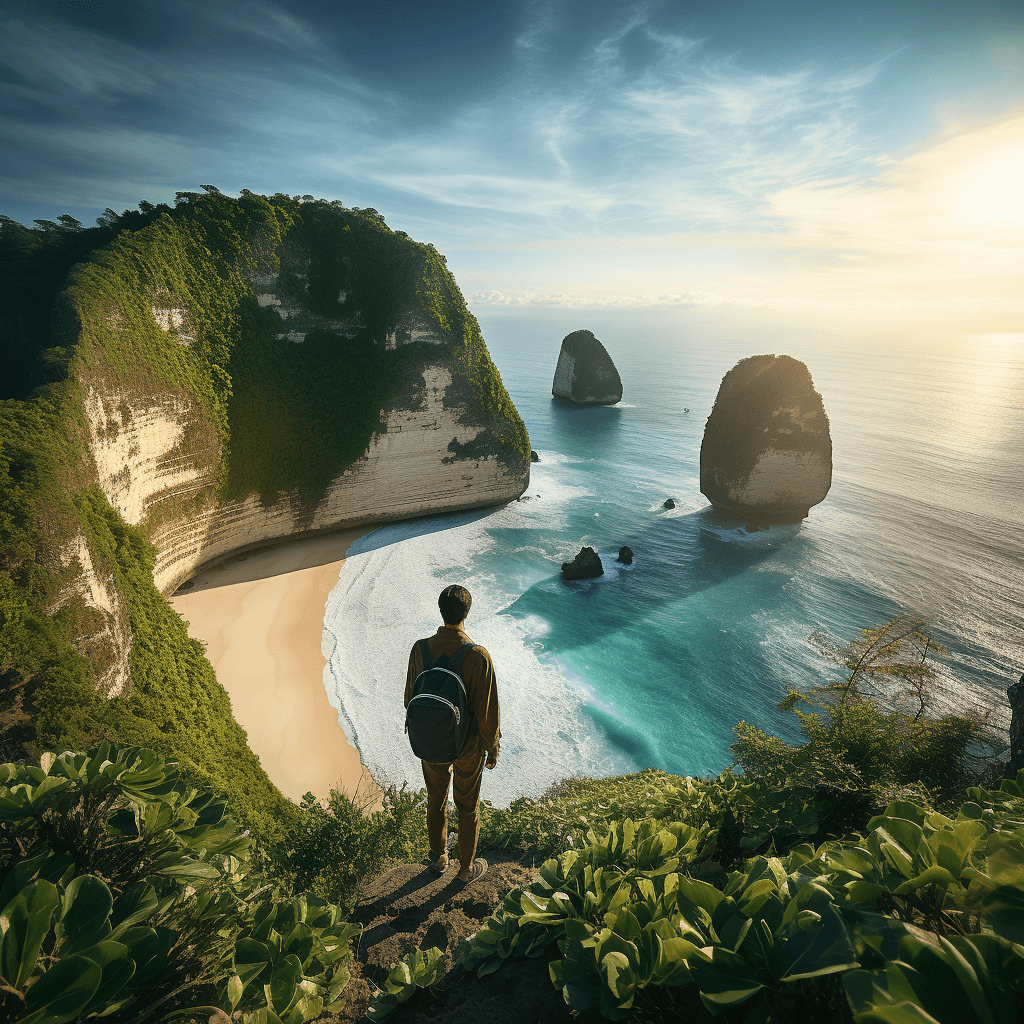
[2,0,1022,332]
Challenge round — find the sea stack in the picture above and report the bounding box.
[562,546,604,581]
[552,330,622,405]
[700,354,832,524]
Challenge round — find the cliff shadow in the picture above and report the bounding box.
[173,507,499,592]
[500,507,800,653]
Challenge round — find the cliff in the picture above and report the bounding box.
[551,329,622,405]
[700,354,832,523]
[0,191,529,833]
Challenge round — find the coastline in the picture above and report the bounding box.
[169,526,378,806]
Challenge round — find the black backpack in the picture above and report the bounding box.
[405,640,475,763]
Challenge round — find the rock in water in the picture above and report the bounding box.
[552,330,622,405]
[530,450,540,462]
[562,546,604,581]
[700,354,832,523]
[616,546,634,565]
[663,498,676,509]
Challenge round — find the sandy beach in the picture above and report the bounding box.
[169,527,378,806]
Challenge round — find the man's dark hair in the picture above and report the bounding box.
[439,584,472,625]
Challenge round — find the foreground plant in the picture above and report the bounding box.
[460,773,1024,1022]
[0,743,357,1023]
[365,947,445,1019]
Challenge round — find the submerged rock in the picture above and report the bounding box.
[552,330,622,405]
[561,546,604,581]
[616,546,634,565]
[700,354,832,524]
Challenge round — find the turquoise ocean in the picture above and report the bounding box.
[323,313,1024,805]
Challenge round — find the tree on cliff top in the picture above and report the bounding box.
[733,617,991,812]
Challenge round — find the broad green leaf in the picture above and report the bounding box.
[235,937,274,989]
[877,802,929,828]
[773,904,859,983]
[109,881,159,935]
[267,953,304,1014]
[843,968,941,1023]
[677,876,724,922]
[77,939,135,1013]
[281,921,314,963]
[59,875,113,956]
[27,775,72,810]
[120,926,167,985]
[20,954,102,1024]
[0,852,73,923]
[1,879,59,989]
[608,908,641,944]
[150,855,220,879]
[692,947,763,1009]
[893,865,956,896]
[602,951,635,1002]
[846,881,890,904]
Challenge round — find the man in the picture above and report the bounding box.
[405,584,500,884]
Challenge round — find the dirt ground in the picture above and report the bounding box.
[330,847,583,1023]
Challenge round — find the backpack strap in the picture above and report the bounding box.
[418,638,433,672]
[446,642,476,676]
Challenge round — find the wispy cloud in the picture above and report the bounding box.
[1,0,1020,323]
[0,13,160,105]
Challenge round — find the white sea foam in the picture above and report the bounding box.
[532,450,589,465]
[322,488,624,806]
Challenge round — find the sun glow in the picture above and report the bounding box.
[938,138,1024,235]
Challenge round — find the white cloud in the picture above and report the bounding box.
[468,288,1024,315]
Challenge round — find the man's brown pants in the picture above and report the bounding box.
[421,739,485,871]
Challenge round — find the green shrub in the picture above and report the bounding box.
[274,784,428,913]
[0,743,358,1023]
[733,618,990,817]
[462,777,1024,1023]
[366,947,445,1020]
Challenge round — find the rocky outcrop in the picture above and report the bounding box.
[616,546,634,565]
[530,450,540,462]
[551,331,622,405]
[663,498,676,510]
[700,355,832,524]
[561,546,603,581]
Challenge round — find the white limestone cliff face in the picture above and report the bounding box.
[308,367,517,531]
[54,536,133,698]
[82,366,525,601]
[715,448,830,513]
[551,349,576,398]
[84,386,217,527]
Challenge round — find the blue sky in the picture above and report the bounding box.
[2,0,1021,327]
